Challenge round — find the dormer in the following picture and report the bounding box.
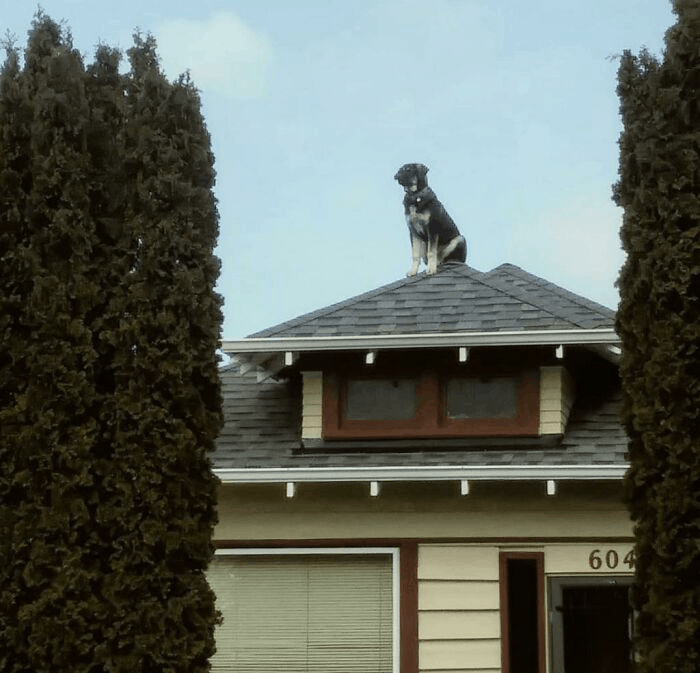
[300,358,575,442]
[223,263,619,454]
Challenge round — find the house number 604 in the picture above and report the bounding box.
[588,548,635,570]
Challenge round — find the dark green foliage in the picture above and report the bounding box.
[0,13,222,673]
[613,2,700,671]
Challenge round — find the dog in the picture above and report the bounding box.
[394,163,466,276]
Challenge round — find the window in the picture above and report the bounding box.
[345,378,418,420]
[446,376,519,419]
[323,370,539,439]
[208,548,399,673]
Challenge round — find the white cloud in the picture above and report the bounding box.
[156,11,273,99]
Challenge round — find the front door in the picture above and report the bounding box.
[549,576,634,673]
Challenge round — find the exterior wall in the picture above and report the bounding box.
[215,481,631,541]
[215,482,633,673]
[301,370,323,439]
[419,545,501,672]
[539,366,575,435]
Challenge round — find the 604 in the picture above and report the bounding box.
[588,548,635,570]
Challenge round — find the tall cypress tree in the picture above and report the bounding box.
[0,14,222,673]
[613,2,700,672]
[0,37,34,671]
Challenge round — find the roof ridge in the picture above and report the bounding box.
[464,263,579,326]
[486,263,616,324]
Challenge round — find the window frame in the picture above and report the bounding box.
[211,547,401,673]
[322,368,540,439]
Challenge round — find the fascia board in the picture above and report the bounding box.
[222,329,620,355]
[214,464,628,484]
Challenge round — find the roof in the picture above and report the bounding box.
[213,362,627,475]
[214,263,627,480]
[247,263,615,338]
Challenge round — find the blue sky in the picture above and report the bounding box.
[3,1,675,338]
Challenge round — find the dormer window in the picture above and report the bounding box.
[445,376,520,420]
[345,378,419,421]
[322,368,540,440]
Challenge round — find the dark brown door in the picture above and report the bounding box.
[549,577,634,673]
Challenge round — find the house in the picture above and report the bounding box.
[210,261,633,673]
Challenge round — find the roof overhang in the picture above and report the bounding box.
[223,328,619,354]
[222,328,621,378]
[215,464,627,484]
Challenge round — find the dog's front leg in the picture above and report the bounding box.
[426,235,438,275]
[408,235,426,276]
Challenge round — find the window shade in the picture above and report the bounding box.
[208,553,394,672]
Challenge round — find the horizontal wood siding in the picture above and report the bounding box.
[539,366,574,435]
[301,371,323,439]
[418,545,501,672]
[420,612,501,640]
[420,641,501,671]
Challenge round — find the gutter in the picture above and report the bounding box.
[214,464,628,484]
[222,328,620,355]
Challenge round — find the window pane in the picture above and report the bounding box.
[446,377,519,419]
[345,379,417,420]
[208,554,394,672]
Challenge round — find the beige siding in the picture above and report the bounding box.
[419,580,500,611]
[419,545,499,581]
[215,487,631,541]
[420,640,500,671]
[418,545,501,672]
[301,371,323,439]
[539,366,575,435]
[420,611,500,640]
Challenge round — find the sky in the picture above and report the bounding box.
[3,1,676,339]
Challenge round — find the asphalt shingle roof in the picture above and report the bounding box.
[214,364,627,470]
[216,263,625,470]
[248,263,615,338]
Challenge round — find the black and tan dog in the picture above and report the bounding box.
[394,163,466,276]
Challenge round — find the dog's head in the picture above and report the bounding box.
[394,163,429,193]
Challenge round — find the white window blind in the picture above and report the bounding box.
[208,552,394,673]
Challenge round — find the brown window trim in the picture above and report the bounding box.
[322,369,540,439]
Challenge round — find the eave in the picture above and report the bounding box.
[223,328,619,355]
[223,329,621,379]
[214,464,627,484]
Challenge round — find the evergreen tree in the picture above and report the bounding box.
[613,2,700,672]
[0,14,222,673]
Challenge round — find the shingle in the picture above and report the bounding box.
[214,364,628,471]
[247,263,615,338]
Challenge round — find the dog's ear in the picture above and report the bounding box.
[394,164,411,182]
[415,163,429,179]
